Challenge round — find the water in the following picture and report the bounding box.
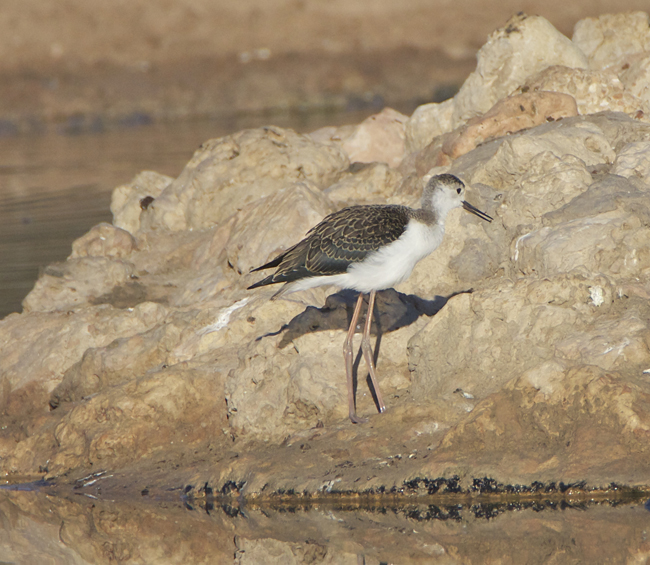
[0,111,373,319]
[0,487,648,564]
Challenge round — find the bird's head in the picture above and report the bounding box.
[422,174,492,222]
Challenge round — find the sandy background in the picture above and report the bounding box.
[2,0,648,127]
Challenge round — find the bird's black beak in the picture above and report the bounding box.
[462,201,493,222]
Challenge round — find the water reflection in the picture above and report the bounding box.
[0,111,374,319]
[1,488,648,564]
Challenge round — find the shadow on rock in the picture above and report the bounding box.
[255,288,470,348]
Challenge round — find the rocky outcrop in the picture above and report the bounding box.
[1,12,650,510]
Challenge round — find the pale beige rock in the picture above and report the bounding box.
[408,272,650,403]
[619,53,650,109]
[449,116,615,190]
[226,294,430,441]
[514,176,650,279]
[69,222,137,259]
[0,301,167,393]
[5,17,650,494]
[138,127,349,232]
[499,152,593,230]
[225,181,334,276]
[404,98,455,154]
[340,107,408,168]
[521,65,649,119]
[42,361,229,478]
[323,162,402,206]
[428,91,578,167]
[572,12,650,70]
[433,363,650,482]
[22,257,135,313]
[452,13,588,125]
[611,141,650,181]
[110,170,173,234]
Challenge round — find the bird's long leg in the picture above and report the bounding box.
[360,289,386,413]
[343,292,367,424]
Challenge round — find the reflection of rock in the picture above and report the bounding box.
[2,489,648,565]
[2,12,650,498]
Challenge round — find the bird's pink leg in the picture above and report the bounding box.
[343,293,367,424]
[360,289,386,413]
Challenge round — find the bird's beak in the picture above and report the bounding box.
[462,201,493,222]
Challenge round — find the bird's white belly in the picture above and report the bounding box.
[344,220,444,292]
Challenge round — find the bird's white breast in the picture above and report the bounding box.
[344,219,445,292]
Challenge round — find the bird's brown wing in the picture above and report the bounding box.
[248,205,411,288]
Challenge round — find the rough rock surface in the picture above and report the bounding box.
[2,13,650,523]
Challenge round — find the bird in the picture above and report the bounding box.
[247,173,492,423]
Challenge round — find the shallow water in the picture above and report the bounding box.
[0,111,374,319]
[0,486,649,564]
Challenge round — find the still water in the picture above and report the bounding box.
[1,485,649,564]
[0,111,371,319]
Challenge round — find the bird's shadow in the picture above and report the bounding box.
[255,288,471,414]
[257,288,470,349]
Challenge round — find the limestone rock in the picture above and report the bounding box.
[404,98,455,154]
[323,162,403,206]
[69,222,137,259]
[515,175,650,279]
[611,140,650,182]
[422,91,579,167]
[452,13,588,125]
[138,127,349,232]
[22,257,136,313]
[521,65,649,119]
[110,170,173,235]
[619,53,650,110]
[340,107,408,168]
[572,12,650,70]
[408,272,650,403]
[225,181,335,276]
[446,115,616,191]
[0,301,168,395]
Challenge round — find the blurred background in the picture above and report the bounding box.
[1,0,647,317]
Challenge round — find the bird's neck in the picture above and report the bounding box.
[410,207,438,227]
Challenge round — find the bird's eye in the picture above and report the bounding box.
[456,187,462,194]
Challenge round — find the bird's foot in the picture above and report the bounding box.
[349,413,369,425]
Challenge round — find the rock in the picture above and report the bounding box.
[22,257,136,313]
[340,107,408,168]
[311,108,408,168]
[139,126,349,232]
[225,181,335,276]
[0,300,168,433]
[619,53,650,111]
[421,91,579,167]
[69,222,137,259]
[323,162,403,206]
[226,290,431,440]
[110,170,173,235]
[521,65,649,119]
[408,272,650,403]
[405,98,455,154]
[611,140,650,181]
[572,12,650,70]
[451,13,587,126]
[445,114,617,191]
